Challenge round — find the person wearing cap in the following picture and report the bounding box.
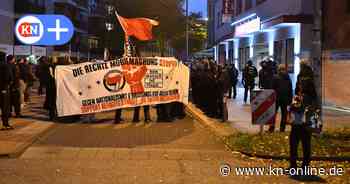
[0,52,13,130]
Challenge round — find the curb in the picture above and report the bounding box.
[0,122,57,159]
[185,102,236,138]
[239,151,350,162]
[185,102,350,162]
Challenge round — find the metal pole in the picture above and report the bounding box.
[186,0,189,61]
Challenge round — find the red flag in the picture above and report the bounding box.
[116,12,159,41]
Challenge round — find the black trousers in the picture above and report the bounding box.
[0,90,10,126]
[269,102,288,132]
[244,85,254,103]
[10,89,21,116]
[157,104,171,121]
[228,82,237,99]
[114,109,122,123]
[133,106,150,121]
[289,124,312,168]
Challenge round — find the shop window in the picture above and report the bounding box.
[229,41,234,64]
[286,39,295,73]
[219,44,226,64]
[88,38,98,49]
[239,48,245,70]
[274,41,283,65]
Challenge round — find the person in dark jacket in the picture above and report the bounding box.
[289,59,317,171]
[0,52,13,130]
[7,55,22,117]
[228,64,238,99]
[37,57,50,95]
[258,60,274,89]
[242,60,257,103]
[45,61,57,120]
[269,64,293,132]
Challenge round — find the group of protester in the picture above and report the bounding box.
[0,52,186,127]
[190,59,235,122]
[0,51,40,130]
[191,56,318,171]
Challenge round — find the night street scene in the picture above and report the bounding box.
[0,0,349,183]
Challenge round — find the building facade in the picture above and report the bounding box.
[208,0,315,86]
[322,0,350,107]
[9,0,108,62]
[0,0,14,55]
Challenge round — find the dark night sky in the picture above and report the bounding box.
[188,0,207,18]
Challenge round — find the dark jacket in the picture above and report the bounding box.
[230,66,239,84]
[9,63,20,90]
[259,67,274,89]
[243,64,257,86]
[18,63,29,82]
[295,65,317,107]
[272,73,293,105]
[0,62,12,90]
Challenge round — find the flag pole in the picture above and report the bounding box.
[115,10,130,57]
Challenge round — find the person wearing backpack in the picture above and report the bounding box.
[242,60,257,103]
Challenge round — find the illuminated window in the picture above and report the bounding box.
[88,38,98,49]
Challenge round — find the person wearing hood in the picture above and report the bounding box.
[269,64,293,132]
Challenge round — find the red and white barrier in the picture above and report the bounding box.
[251,89,276,125]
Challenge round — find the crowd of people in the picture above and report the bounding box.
[190,59,235,122]
[0,52,186,129]
[0,52,58,130]
[190,56,318,170]
[0,50,319,170]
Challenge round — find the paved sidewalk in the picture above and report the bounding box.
[1,112,306,184]
[227,88,261,134]
[0,95,55,157]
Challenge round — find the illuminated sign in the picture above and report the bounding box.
[235,17,261,37]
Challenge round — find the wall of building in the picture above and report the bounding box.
[0,0,14,54]
[323,53,350,107]
[322,0,350,107]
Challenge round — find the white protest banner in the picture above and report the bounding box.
[56,57,190,117]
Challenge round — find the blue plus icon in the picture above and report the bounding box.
[48,19,69,41]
